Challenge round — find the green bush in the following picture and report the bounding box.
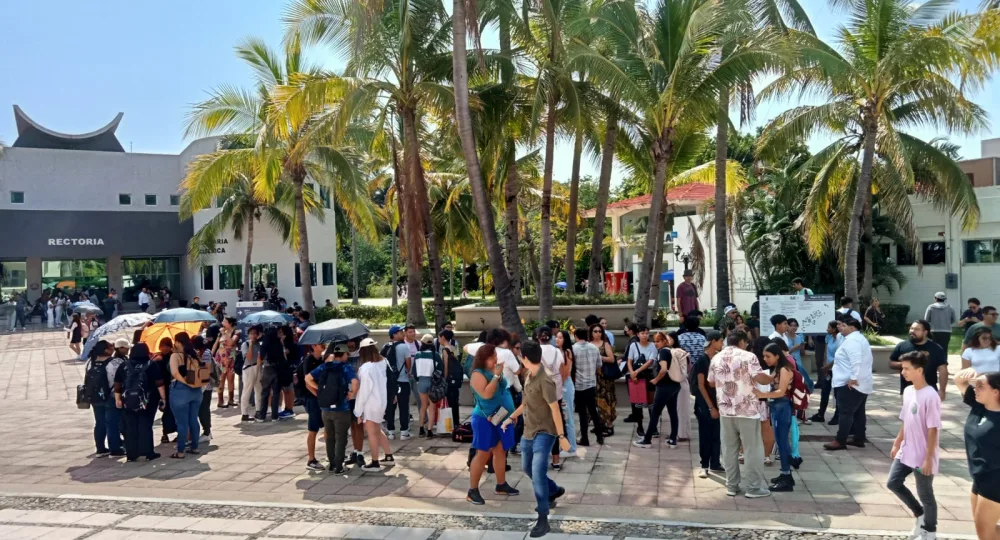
[314,298,480,328]
[479,294,633,307]
[365,283,395,298]
[881,303,911,335]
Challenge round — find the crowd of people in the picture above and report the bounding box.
[70,280,1000,539]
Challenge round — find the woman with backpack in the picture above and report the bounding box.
[440,330,463,431]
[167,332,209,459]
[193,335,216,442]
[754,343,797,492]
[116,343,165,462]
[415,336,443,438]
[633,332,687,449]
[84,340,123,457]
[354,341,393,470]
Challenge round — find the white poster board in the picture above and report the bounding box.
[759,294,836,335]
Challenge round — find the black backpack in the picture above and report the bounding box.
[317,363,348,408]
[83,360,110,404]
[297,354,324,397]
[628,342,651,379]
[123,361,151,411]
[381,341,405,391]
[428,354,447,402]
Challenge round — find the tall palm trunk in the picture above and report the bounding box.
[564,125,583,295]
[449,256,455,300]
[844,117,877,301]
[714,88,731,315]
[861,199,874,303]
[539,88,558,322]
[351,227,359,305]
[401,106,428,326]
[649,201,667,310]
[390,119,402,308]
[634,135,672,325]
[391,231,398,305]
[243,217,254,301]
[293,177,314,319]
[425,223,447,331]
[526,229,542,297]
[452,0,525,337]
[587,112,617,296]
[499,10,521,302]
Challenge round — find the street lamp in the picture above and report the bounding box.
[674,245,692,273]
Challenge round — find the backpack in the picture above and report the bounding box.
[83,360,110,404]
[122,361,151,412]
[296,354,324,397]
[665,349,687,384]
[317,363,348,409]
[428,355,447,402]
[789,367,809,411]
[452,421,474,443]
[627,342,650,380]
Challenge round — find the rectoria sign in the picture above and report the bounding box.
[48,238,106,246]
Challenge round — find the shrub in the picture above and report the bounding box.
[314,298,480,328]
[366,283,395,298]
[881,303,911,335]
[479,294,633,307]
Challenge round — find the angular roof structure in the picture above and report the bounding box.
[11,105,125,152]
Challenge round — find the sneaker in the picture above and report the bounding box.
[419,427,427,436]
[529,516,550,538]
[698,468,709,478]
[549,486,566,503]
[278,409,296,419]
[383,454,395,463]
[307,459,324,471]
[399,430,411,441]
[387,431,396,440]
[623,415,638,423]
[636,426,645,438]
[809,413,825,423]
[467,488,485,505]
[923,533,936,540]
[551,462,561,470]
[330,465,347,474]
[791,456,803,470]
[361,460,382,471]
[909,515,925,540]
[241,415,251,422]
[650,431,660,439]
[803,418,813,425]
[146,453,161,461]
[770,474,796,486]
[109,450,125,457]
[665,439,678,449]
[710,465,725,473]
[351,452,365,466]
[559,450,575,459]
[744,488,772,498]
[95,450,110,458]
[577,439,590,447]
[828,417,839,426]
[846,439,866,448]
[632,439,652,449]
[726,487,740,497]
[495,482,520,496]
[199,432,212,444]
[768,474,794,492]
[254,416,270,423]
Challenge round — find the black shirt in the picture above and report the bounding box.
[963,309,985,330]
[890,340,947,393]
[964,386,1000,477]
[655,348,681,389]
[693,353,717,407]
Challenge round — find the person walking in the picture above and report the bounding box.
[167,333,208,458]
[824,317,874,451]
[117,343,165,462]
[754,343,796,492]
[811,321,842,425]
[503,341,570,538]
[572,328,605,446]
[675,270,699,323]
[888,351,941,540]
[555,329,577,458]
[954,368,1000,540]
[138,287,151,314]
[240,325,263,422]
[962,327,1000,375]
[708,330,774,498]
[354,343,394,471]
[536,326,568,469]
[890,320,948,401]
[863,298,886,334]
[307,343,359,473]
[67,313,84,356]
[46,297,55,329]
[467,343,518,505]
[693,330,724,477]
[924,292,957,352]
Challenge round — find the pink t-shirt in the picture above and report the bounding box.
[897,385,942,474]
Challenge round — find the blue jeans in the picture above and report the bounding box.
[92,401,122,453]
[562,379,577,453]
[170,382,202,453]
[770,398,793,475]
[521,432,561,517]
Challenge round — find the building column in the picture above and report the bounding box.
[106,255,122,297]
[26,257,42,302]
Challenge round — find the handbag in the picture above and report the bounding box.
[627,379,649,405]
[76,384,91,409]
[601,360,622,380]
[436,399,453,433]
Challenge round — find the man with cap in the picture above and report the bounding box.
[382,325,413,440]
[924,292,956,351]
[675,270,699,323]
[306,343,359,473]
[715,304,741,331]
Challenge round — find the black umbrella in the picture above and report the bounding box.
[298,319,370,345]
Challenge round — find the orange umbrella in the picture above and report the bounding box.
[140,322,206,351]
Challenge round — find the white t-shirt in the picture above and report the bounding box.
[496,346,522,392]
[627,341,658,370]
[415,354,435,378]
[138,291,151,305]
[837,307,862,323]
[540,343,565,400]
[962,347,1000,374]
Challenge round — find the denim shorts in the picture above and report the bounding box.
[304,397,322,433]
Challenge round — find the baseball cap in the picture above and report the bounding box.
[388,325,403,337]
[934,292,946,300]
[114,338,130,349]
[683,269,694,277]
[359,337,377,348]
[420,333,435,344]
[686,310,703,319]
[331,343,350,354]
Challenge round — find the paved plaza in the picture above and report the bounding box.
[0,327,982,538]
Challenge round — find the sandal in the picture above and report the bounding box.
[169,452,185,459]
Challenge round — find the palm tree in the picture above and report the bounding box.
[757,0,999,301]
[185,37,367,317]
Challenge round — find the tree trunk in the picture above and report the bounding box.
[391,230,398,306]
[634,135,672,325]
[449,256,455,300]
[861,199,874,303]
[452,0,525,337]
[351,227,359,305]
[714,87,731,316]
[649,201,667,310]
[243,217,254,302]
[391,116,402,308]
[401,106,429,327]
[425,223,447,332]
[526,229,542,298]
[844,118,877,301]
[499,11,521,302]
[587,112,617,297]
[539,88,558,322]
[293,177,314,320]
[564,124,583,295]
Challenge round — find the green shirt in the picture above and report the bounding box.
[796,288,814,295]
[965,321,1000,342]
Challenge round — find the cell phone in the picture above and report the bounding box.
[491,407,508,426]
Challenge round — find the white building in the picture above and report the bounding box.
[585,137,1000,314]
[0,105,338,308]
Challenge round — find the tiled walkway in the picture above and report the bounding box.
[0,327,981,536]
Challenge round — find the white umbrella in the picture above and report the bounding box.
[79,312,155,360]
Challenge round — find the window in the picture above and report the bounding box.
[251,264,278,287]
[319,186,332,209]
[322,262,334,286]
[965,239,1000,264]
[10,191,24,204]
[201,266,214,290]
[923,241,946,265]
[144,194,157,206]
[119,194,131,205]
[219,265,243,290]
[170,195,180,206]
[121,257,181,302]
[896,245,916,266]
[295,263,317,287]
[1,260,27,298]
[41,259,109,299]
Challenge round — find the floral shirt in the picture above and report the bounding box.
[707,346,764,419]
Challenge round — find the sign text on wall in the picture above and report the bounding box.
[48,238,105,246]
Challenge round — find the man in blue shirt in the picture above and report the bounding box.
[306,343,359,473]
[811,320,842,425]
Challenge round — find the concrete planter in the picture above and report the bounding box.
[871,345,894,373]
[452,303,649,332]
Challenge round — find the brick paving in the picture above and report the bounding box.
[0,326,980,536]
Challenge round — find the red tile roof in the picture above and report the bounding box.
[606,183,715,210]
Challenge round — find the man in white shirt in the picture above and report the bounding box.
[837,296,862,323]
[137,288,151,314]
[404,325,419,357]
[488,328,523,450]
[768,314,790,343]
[824,316,874,451]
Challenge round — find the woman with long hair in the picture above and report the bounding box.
[750,337,776,466]
[864,298,885,334]
[769,337,803,470]
[555,329,577,457]
[67,313,83,356]
[590,324,617,436]
[467,343,519,505]
[633,332,684,449]
[167,332,207,459]
[954,368,1000,539]
[354,342,393,470]
[755,343,797,492]
[962,327,1000,374]
[212,316,238,408]
[414,339,440,438]
[277,325,299,418]
[668,331,692,441]
[118,343,165,462]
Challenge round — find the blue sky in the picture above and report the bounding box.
[0,0,996,184]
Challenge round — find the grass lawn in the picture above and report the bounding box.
[892,327,965,355]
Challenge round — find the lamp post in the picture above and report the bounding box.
[674,245,692,274]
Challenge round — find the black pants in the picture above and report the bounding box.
[642,384,680,444]
[816,370,833,418]
[575,387,605,444]
[931,331,951,351]
[385,381,411,431]
[199,390,212,434]
[512,390,524,447]
[694,400,721,469]
[123,409,155,460]
[256,365,281,420]
[551,399,567,457]
[835,386,868,444]
[445,383,462,427]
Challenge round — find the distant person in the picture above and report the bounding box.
[138,287,151,314]
[924,292,957,351]
[837,297,862,323]
[790,278,813,295]
[961,298,985,331]
[964,306,1000,355]
[675,270,699,322]
[890,320,948,401]
[863,298,885,334]
[598,317,614,347]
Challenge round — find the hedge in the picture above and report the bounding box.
[479,294,634,307]
[315,298,480,327]
[880,303,911,335]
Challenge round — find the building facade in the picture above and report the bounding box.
[0,106,338,308]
